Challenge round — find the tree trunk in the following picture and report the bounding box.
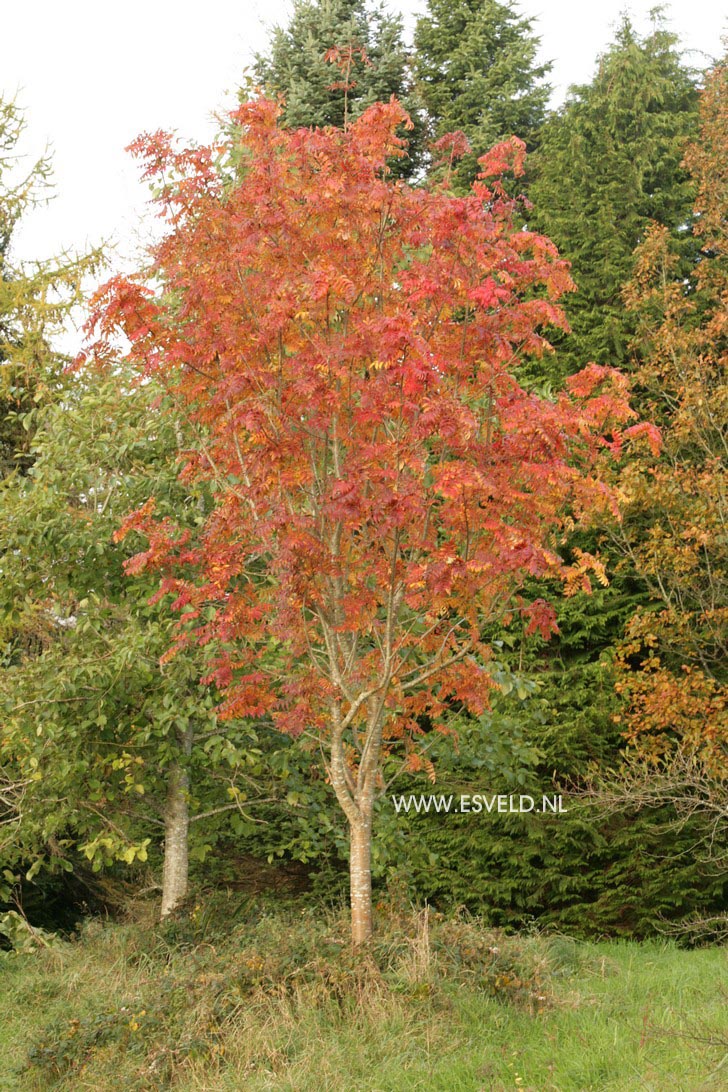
[328,701,382,945]
[160,728,192,919]
[349,817,373,945]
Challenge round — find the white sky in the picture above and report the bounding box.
[3,0,726,272]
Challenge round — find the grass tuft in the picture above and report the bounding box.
[0,899,726,1090]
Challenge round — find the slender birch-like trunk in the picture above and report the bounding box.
[349,815,374,945]
[160,727,193,919]
[329,698,383,945]
[159,422,197,921]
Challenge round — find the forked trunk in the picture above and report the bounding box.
[160,759,190,919]
[350,817,373,945]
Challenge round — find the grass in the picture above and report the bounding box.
[0,897,726,1091]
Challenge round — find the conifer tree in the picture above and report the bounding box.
[414,0,551,190]
[253,0,423,173]
[0,98,95,479]
[530,15,698,380]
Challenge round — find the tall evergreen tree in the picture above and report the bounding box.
[529,15,699,380]
[414,0,551,189]
[253,0,423,173]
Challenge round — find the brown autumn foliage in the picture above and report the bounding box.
[614,61,728,773]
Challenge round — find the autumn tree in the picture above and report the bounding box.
[91,98,650,944]
[414,0,551,191]
[612,60,728,772]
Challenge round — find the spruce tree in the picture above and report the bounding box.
[414,0,551,190]
[253,0,423,174]
[529,15,699,380]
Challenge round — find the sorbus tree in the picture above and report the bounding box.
[89,98,647,942]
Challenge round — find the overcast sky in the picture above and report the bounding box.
[4,0,726,272]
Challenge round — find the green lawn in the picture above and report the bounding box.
[1,904,726,1090]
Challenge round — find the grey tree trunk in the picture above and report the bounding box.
[160,728,193,919]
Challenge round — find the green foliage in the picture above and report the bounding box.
[529,14,699,381]
[0,96,100,479]
[0,96,106,899]
[405,793,727,938]
[380,567,727,937]
[0,910,61,953]
[414,0,551,190]
[253,0,424,174]
[0,363,324,899]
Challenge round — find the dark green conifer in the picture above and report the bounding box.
[253,0,424,175]
[529,15,698,380]
[414,0,551,190]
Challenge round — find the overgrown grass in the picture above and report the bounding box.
[1,897,726,1090]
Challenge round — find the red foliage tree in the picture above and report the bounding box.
[87,97,645,942]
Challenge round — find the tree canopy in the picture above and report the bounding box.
[414,0,551,189]
[613,59,728,772]
[253,0,424,174]
[83,96,657,941]
[530,15,698,379]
